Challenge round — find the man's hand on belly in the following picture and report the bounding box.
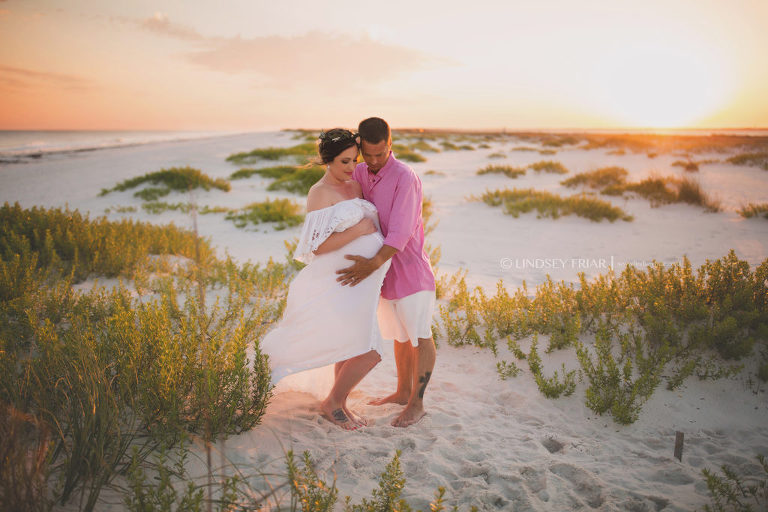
[336,245,397,287]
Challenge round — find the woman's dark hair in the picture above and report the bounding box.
[358,117,391,145]
[318,128,359,164]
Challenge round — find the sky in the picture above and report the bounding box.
[1,0,767,131]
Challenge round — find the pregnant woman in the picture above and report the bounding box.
[259,128,391,430]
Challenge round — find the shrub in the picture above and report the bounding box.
[727,152,768,170]
[672,160,700,172]
[702,454,768,512]
[527,336,577,399]
[100,166,230,197]
[392,144,427,163]
[477,165,526,178]
[478,188,634,222]
[677,176,720,211]
[267,166,325,195]
[440,141,460,151]
[560,167,628,189]
[226,142,317,164]
[602,174,719,211]
[225,198,304,230]
[230,165,296,180]
[0,203,281,510]
[528,160,568,174]
[408,140,441,152]
[434,251,768,424]
[738,203,768,219]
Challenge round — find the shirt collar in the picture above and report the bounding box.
[367,150,396,178]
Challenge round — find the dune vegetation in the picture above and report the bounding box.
[477,164,527,178]
[561,167,720,212]
[738,202,768,219]
[436,250,768,425]
[225,198,304,230]
[0,202,465,511]
[226,142,317,165]
[727,151,768,171]
[528,160,569,174]
[477,188,634,222]
[605,175,721,211]
[391,143,427,163]
[99,166,231,198]
[230,164,324,195]
[560,167,629,190]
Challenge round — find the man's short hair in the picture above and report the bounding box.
[358,117,391,145]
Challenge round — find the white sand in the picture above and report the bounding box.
[2,131,767,510]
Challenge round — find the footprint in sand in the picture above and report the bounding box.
[648,468,694,485]
[520,466,548,495]
[541,437,565,454]
[549,463,605,509]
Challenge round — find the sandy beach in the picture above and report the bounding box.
[1,130,767,511]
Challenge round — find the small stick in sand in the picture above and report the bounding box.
[674,431,684,461]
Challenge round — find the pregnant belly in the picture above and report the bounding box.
[341,232,384,259]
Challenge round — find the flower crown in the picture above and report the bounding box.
[319,129,360,145]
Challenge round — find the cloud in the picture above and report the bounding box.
[139,12,204,41]
[133,14,446,89]
[0,65,95,92]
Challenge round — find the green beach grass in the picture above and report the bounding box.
[604,175,721,211]
[436,250,768,424]
[226,142,317,165]
[99,166,231,198]
[225,198,304,230]
[738,202,768,219]
[230,164,324,195]
[560,167,629,189]
[727,151,768,170]
[477,164,527,178]
[477,188,634,222]
[528,160,569,174]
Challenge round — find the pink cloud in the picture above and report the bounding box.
[132,14,445,89]
[0,65,95,92]
[139,12,204,42]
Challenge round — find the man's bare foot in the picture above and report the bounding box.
[368,392,409,406]
[391,404,425,428]
[320,400,359,430]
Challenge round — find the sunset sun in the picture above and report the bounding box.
[589,43,735,129]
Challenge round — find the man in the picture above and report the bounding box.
[336,117,437,428]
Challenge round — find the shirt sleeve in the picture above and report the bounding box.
[383,173,422,252]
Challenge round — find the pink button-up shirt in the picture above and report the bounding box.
[354,152,436,300]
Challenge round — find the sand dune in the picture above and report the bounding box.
[1,130,766,510]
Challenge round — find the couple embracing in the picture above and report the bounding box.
[260,117,437,429]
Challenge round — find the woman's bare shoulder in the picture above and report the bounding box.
[306,182,334,212]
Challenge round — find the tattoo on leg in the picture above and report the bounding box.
[418,371,432,399]
[332,408,348,423]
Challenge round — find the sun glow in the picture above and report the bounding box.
[588,42,735,128]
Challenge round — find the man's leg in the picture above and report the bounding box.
[392,336,436,427]
[368,340,413,405]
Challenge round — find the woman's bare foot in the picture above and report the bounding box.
[367,392,409,406]
[343,405,370,427]
[391,404,425,428]
[320,399,359,430]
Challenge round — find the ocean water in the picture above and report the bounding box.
[0,130,246,163]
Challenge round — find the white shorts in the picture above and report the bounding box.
[377,290,436,347]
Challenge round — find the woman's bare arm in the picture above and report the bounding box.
[306,185,375,256]
[314,217,375,255]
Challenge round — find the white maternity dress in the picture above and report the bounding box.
[259,198,391,399]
